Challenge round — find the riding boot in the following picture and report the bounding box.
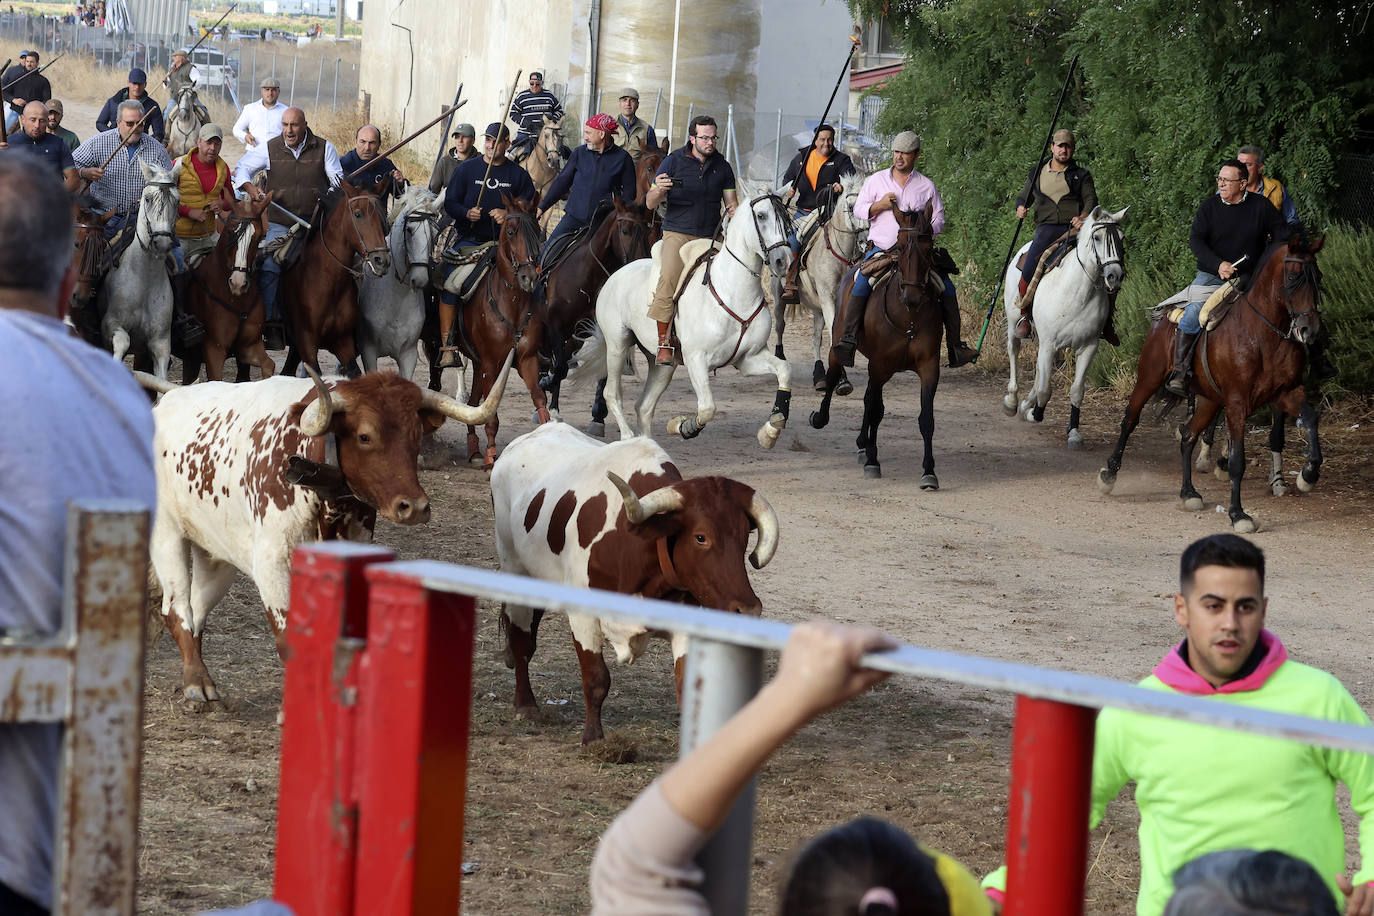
[1164,330,1199,397]
[656,320,675,366]
[169,271,205,352]
[1014,279,1033,339]
[1100,290,1121,347]
[833,293,868,368]
[779,255,803,305]
[437,302,461,369]
[941,293,978,368]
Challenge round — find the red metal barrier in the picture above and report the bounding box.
[1003,696,1098,916]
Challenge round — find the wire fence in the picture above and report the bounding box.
[1334,153,1374,228]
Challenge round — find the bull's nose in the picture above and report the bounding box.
[728,601,763,616]
[391,495,431,525]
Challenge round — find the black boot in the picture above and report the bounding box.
[1165,330,1198,397]
[940,293,978,367]
[833,293,868,368]
[169,271,205,352]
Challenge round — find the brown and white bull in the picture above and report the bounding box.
[139,356,512,702]
[490,422,779,744]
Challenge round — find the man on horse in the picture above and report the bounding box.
[232,106,343,350]
[233,78,287,150]
[607,87,657,163]
[537,113,635,252]
[508,71,566,163]
[45,99,78,152]
[778,122,857,306]
[164,48,209,125]
[645,114,738,366]
[95,69,164,144]
[73,99,175,240]
[834,131,976,369]
[1011,128,1115,344]
[435,121,537,368]
[341,124,405,199]
[173,123,234,264]
[1164,157,1289,397]
[2,49,52,135]
[10,101,78,191]
[1237,145,1299,227]
[428,122,478,195]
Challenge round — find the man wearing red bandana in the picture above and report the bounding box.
[538,112,636,253]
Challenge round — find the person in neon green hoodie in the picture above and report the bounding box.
[982,534,1374,916]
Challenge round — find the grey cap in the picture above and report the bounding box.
[198,122,224,141]
[451,122,475,138]
[619,87,639,100]
[260,77,281,89]
[891,131,921,153]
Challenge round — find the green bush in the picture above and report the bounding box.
[1312,224,1374,398]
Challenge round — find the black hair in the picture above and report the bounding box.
[1164,849,1339,916]
[1179,534,1265,594]
[689,115,718,137]
[815,124,836,141]
[1220,157,1249,183]
[779,817,951,916]
[0,156,75,297]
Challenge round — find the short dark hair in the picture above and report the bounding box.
[1164,849,1338,916]
[779,817,951,916]
[1220,157,1249,183]
[815,124,836,141]
[0,156,75,298]
[1237,145,1265,164]
[1179,534,1265,594]
[689,115,717,137]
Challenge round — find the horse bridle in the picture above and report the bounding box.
[223,212,265,284]
[1076,220,1124,291]
[586,211,651,279]
[499,211,543,278]
[1255,251,1322,341]
[893,222,937,315]
[393,207,440,281]
[322,192,391,278]
[722,193,790,277]
[137,180,178,252]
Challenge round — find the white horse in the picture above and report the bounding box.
[571,188,793,448]
[102,161,181,381]
[165,86,203,159]
[358,187,441,381]
[1002,205,1128,448]
[777,171,869,390]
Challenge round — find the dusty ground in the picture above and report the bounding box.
[131,310,1374,913]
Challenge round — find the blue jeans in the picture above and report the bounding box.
[786,208,813,254]
[546,212,588,252]
[1020,222,1070,287]
[1179,270,1222,334]
[258,221,291,320]
[852,245,955,298]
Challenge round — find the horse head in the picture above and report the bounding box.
[833,171,869,245]
[540,116,566,170]
[176,85,196,117]
[336,178,391,277]
[223,191,272,296]
[893,206,935,309]
[735,184,790,278]
[497,192,542,293]
[137,160,180,255]
[607,197,653,266]
[1276,231,1325,345]
[1082,205,1129,294]
[389,187,440,290]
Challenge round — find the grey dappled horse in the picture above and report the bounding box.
[102,161,180,381]
[359,187,441,381]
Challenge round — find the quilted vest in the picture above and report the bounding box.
[263,132,330,226]
[175,151,229,239]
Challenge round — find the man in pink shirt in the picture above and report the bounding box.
[833,131,976,368]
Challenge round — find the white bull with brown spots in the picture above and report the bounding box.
[138,355,512,702]
[490,421,780,745]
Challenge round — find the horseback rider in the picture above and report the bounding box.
[2,50,52,135]
[340,124,405,199]
[11,101,78,192]
[537,113,635,252]
[73,99,175,241]
[1012,129,1115,344]
[428,122,478,195]
[645,114,738,366]
[1237,145,1299,228]
[508,71,565,162]
[174,123,234,264]
[164,48,210,124]
[607,88,657,163]
[233,78,287,149]
[833,131,976,370]
[95,68,165,144]
[1165,157,1289,397]
[232,106,343,350]
[778,123,857,305]
[435,122,537,368]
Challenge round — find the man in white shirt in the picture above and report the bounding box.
[232,76,287,149]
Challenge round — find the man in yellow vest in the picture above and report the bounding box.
[170,123,235,346]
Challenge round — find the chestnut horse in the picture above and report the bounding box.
[810,207,945,485]
[458,195,548,468]
[68,201,111,344]
[182,193,276,384]
[538,198,654,417]
[1097,233,1325,533]
[279,178,391,376]
[635,137,668,243]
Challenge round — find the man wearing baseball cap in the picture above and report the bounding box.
[45,100,79,152]
[232,77,287,149]
[507,70,565,162]
[428,122,479,195]
[95,67,164,144]
[173,123,235,263]
[606,87,658,163]
[834,130,977,369]
[2,50,52,136]
[538,113,636,251]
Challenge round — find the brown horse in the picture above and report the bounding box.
[635,137,669,243]
[182,193,276,384]
[809,207,945,485]
[538,198,654,417]
[459,195,548,468]
[279,178,391,376]
[1097,233,1325,533]
[68,201,112,345]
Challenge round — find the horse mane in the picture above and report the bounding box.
[838,171,865,196]
[387,185,438,224]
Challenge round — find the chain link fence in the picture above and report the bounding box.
[1334,153,1374,229]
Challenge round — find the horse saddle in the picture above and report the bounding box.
[268,225,305,268]
[101,218,139,273]
[441,242,497,301]
[539,224,589,274]
[1157,279,1243,331]
[1017,230,1075,310]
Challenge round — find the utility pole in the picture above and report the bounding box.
[335,0,344,38]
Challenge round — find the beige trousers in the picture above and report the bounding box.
[647,230,698,323]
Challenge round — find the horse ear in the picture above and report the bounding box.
[500,190,515,211]
[139,160,154,182]
[169,159,183,183]
[1111,205,1129,225]
[339,178,356,194]
[371,176,387,196]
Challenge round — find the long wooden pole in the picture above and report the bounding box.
[161,2,238,88]
[430,82,464,175]
[344,98,467,181]
[477,69,522,196]
[1,52,61,95]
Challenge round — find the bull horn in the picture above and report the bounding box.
[746,491,779,569]
[131,370,176,394]
[419,349,516,423]
[298,364,340,437]
[607,471,684,524]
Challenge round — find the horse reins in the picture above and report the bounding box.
[1248,252,1321,341]
[136,180,178,253]
[885,222,937,338]
[392,207,439,282]
[485,212,543,342]
[1075,220,1124,292]
[321,192,391,279]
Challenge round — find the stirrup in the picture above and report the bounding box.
[437,346,462,369]
[1014,316,1032,339]
[655,343,675,367]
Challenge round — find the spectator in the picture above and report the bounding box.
[1164,849,1340,916]
[95,68,165,144]
[44,99,78,151]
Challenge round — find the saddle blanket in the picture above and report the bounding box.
[1158,280,1239,331]
[441,241,497,299]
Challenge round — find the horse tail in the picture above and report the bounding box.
[1153,391,1184,423]
[565,322,607,388]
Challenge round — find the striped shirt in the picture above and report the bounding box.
[71,130,174,212]
[509,89,565,138]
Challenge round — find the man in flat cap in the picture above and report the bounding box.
[607,87,658,163]
[232,77,287,149]
[163,47,210,125]
[429,122,479,195]
[96,68,164,143]
[508,70,565,162]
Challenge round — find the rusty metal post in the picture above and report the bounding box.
[351,563,477,915]
[1003,696,1097,916]
[274,542,395,916]
[53,501,151,916]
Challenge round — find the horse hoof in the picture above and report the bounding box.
[667,416,683,436]
[1213,466,1229,481]
[1232,516,1257,534]
[1298,464,1318,492]
[586,420,606,438]
[757,423,781,449]
[1096,469,1116,495]
[1032,405,1046,423]
[1067,430,1084,450]
[812,361,826,391]
[1181,496,1205,511]
[863,464,882,479]
[1002,394,1017,416]
[182,682,218,703]
[468,453,485,468]
[514,704,541,722]
[1271,480,1288,498]
[808,411,828,430]
[920,474,939,491]
[835,377,854,397]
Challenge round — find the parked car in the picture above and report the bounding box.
[191,47,235,88]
